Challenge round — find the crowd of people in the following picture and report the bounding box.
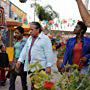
[0,0,90,90]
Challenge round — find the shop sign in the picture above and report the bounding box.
[11,5,26,18]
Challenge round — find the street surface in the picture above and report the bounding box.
[0,76,31,90]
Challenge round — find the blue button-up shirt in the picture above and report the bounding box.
[61,37,90,68]
[14,38,27,60]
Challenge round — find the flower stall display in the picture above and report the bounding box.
[28,61,90,90]
[57,44,66,58]
[56,64,90,90]
[29,61,56,90]
[56,44,66,71]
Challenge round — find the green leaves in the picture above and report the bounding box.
[35,4,58,21]
[56,64,90,90]
[29,61,54,90]
[29,61,90,90]
[57,45,66,58]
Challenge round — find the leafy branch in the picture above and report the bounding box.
[35,4,59,21]
[56,64,90,90]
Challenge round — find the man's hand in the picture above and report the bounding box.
[79,57,87,69]
[4,67,9,71]
[80,57,87,61]
[46,67,51,74]
[16,61,21,69]
[59,68,65,74]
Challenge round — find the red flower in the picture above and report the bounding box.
[44,80,54,89]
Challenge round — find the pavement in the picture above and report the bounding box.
[0,76,31,90]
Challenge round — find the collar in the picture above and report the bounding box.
[74,36,84,42]
[37,32,44,39]
[28,32,44,41]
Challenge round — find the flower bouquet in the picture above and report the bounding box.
[29,61,56,90]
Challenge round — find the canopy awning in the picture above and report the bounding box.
[22,23,30,31]
[6,18,22,26]
[0,18,30,31]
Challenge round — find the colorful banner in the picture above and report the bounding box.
[39,18,79,31]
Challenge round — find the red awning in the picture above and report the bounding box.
[6,18,22,26]
[22,24,30,31]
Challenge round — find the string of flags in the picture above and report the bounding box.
[40,18,80,30]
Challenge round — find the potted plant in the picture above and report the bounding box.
[19,0,27,3]
[56,64,90,90]
[29,61,56,90]
[28,62,90,90]
[56,44,66,70]
[35,4,58,21]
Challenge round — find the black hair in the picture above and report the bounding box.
[0,44,4,49]
[0,7,4,11]
[16,26,24,34]
[77,21,87,34]
[0,45,3,49]
[31,22,42,33]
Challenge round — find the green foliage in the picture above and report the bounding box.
[29,61,55,90]
[35,4,55,21]
[29,61,90,90]
[57,45,66,58]
[56,64,90,90]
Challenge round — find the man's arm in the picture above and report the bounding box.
[76,0,90,27]
[43,37,54,74]
[16,38,29,69]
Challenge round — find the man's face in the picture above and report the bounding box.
[1,46,6,52]
[73,24,81,34]
[14,29,21,39]
[30,24,39,37]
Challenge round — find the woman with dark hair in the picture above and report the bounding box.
[60,21,90,73]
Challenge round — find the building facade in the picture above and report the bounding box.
[0,0,27,46]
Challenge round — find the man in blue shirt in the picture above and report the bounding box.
[9,26,27,90]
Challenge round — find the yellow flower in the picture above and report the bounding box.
[34,84,40,89]
[52,45,56,50]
